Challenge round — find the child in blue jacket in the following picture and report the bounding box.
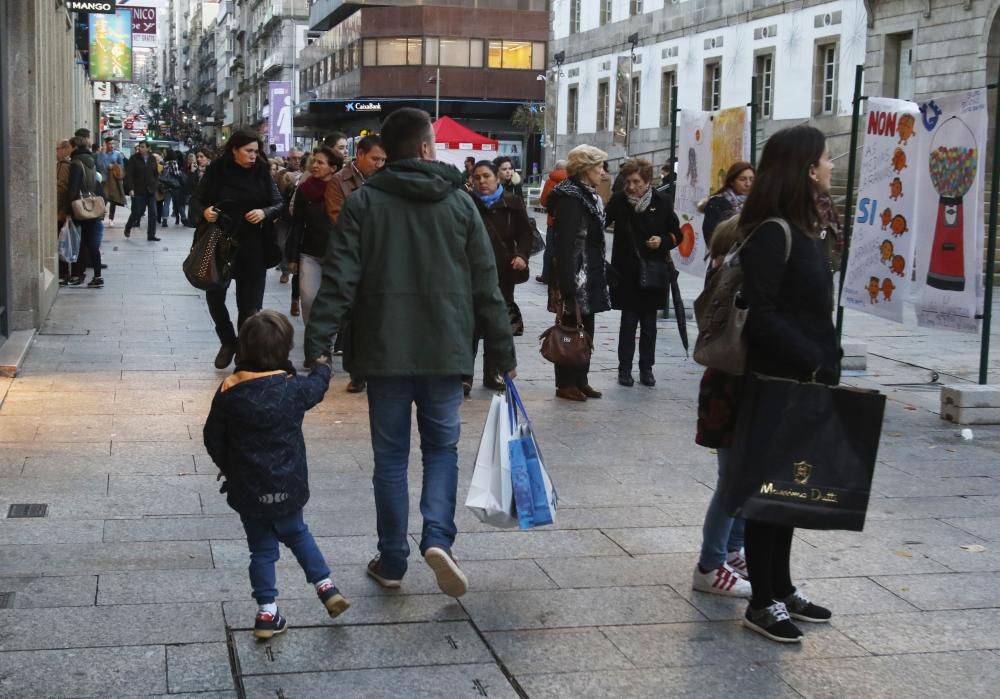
[203,309,348,639]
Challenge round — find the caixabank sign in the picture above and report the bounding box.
[67,0,117,13]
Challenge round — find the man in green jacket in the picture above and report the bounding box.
[304,108,516,598]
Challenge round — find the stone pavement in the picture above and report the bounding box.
[0,217,999,698]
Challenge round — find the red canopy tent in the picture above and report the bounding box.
[432,116,498,167]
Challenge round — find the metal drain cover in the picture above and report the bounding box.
[7,504,48,518]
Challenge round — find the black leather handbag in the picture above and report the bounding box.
[183,220,236,291]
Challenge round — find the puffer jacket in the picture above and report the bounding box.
[203,363,331,519]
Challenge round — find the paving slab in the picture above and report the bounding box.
[0,519,104,545]
[165,642,235,694]
[210,535,378,569]
[874,571,1000,610]
[461,586,703,631]
[223,593,467,629]
[943,515,1000,540]
[451,529,625,560]
[773,649,1000,699]
[601,525,703,555]
[832,608,1000,654]
[0,645,167,698]
[0,575,97,608]
[483,628,635,674]
[0,540,212,576]
[240,663,518,699]
[0,602,225,651]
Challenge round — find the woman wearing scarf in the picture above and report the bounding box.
[700,161,755,246]
[464,160,533,394]
[546,145,612,402]
[605,158,681,388]
[286,147,343,324]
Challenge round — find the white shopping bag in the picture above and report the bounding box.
[465,392,518,528]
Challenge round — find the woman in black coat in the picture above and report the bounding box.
[700,161,754,246]
[197,131,284,370]
[605,158,680,388]
[546,145,611,402]
[737,125,839,644]
[66,136,104,287]
[466,160,534,391]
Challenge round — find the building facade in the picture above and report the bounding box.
[548,0,869,168]
[297,0,548,171]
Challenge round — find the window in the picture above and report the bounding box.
[440,38,471,67]
[815,42,838,114]
[567,85,579,134]
[630,0,643,16]
[886,33,913,100]
[489,40,530,69]
[363,38,376,66]
[660,70,676,128]
[363,38,423,67]
[600,0,613,25]
[425,37,439,66]
[570,0,581,34]
[531,42,545,70]
[754,53,774,118]
[703,61,721,111]
[597,80,610,131]
[630,75,641,129]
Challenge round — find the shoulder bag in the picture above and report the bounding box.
[70,162,106,221]
[539,303,593,367]
[183,219,237,291]
[628,224,674,290]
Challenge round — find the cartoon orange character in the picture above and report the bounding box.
[890,255,906,277]
[880,208,893,230]
[889,177,904,200]
[891,148,907,173]
[890,214,908,237]
[898,114,915,145]
[867,276,881,304]
[881,277,896,301]
[879,239,894,263]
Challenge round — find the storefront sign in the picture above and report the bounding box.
[93,81,113,101]
[268,81,293,155]
[68,1,117,13]
[89,9,133,82]
[129,6,157,47]
[345,102,382,113]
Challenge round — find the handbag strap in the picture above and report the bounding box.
[558,302,583,329]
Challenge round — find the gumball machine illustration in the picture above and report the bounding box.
[926,117,978,291]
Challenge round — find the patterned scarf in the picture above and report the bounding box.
[722,186,747,213]
[627,185,653,213]
[553,177,605,225]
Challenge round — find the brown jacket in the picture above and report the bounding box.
[56,158,72,223]
[324,163,365,224]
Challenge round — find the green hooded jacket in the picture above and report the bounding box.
[303,158,516,376]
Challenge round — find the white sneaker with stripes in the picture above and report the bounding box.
[726,548,749,579]
[692,562,752,598]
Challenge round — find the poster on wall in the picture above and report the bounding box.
[842,98,921,322]
[672,106,751,277]
[267,81,293,155]
[88,9,133,82]
[129,6,158,48]
[912,89,988,333]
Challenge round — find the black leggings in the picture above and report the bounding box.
[554,312,595,389]
[744,520,795,609]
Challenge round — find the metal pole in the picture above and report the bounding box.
[553,67,559,162]
[835,64,865,343]
[435,66,440,121]
[748,75,758,167]
[979,79,1000,384]
[668,83,678,172]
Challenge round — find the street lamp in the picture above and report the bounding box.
[625,33,639,156]
[426,68,441,121]
[550,50,565,164]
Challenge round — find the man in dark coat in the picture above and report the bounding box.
[124,141,161,240]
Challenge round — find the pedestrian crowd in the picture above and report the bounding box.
[59,109,848,647]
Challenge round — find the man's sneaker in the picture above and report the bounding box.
[424,546,468,598]
[692,562,752,598]
[779,589,832,623]
[726,548,749,579]
[67,276,84,286]
[253,610,288,640]
[743,602,803,643]
[316,581,350,619]
[86,277,104,288]
[366,556,402,589]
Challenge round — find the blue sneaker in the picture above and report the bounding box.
[316,581,350,619]
[253,609,288,640]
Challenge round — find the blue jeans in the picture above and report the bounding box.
[126,193,158,239]
[699,447,746,570]
[366,376,464,578]
[240,509,330,604]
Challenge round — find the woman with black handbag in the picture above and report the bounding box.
[464,160,533,394]
[197,131,284,369]
[546,145,611,402]
[605,158,680,388]
[736,125,839,643]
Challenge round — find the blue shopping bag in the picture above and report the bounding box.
[505,377,557,529]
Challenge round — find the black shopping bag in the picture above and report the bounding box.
[721,373,886,531]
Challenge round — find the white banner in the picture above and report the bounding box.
[672,106,751,277]
[913,89,988,333]
[842,98,921,322]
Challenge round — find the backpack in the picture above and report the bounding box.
[692,217,791,376]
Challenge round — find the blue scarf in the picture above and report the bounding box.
[475,186,504,209]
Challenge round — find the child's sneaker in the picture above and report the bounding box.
[726,548,749,578]
[316,581,350,619]
[779,589,832,623]
[692,562,752,598]
[253,609,288,640]
[743,602,803,643]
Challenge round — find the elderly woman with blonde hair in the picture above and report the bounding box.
[545,144,612,401]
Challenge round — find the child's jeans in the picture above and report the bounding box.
[240,509,330,604]
[698,447,746,570]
